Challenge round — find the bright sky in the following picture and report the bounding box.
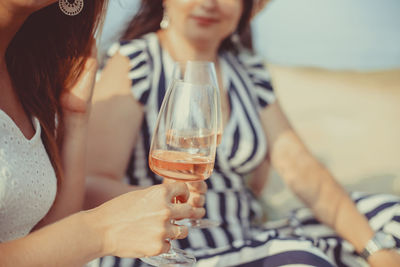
[252,0,400,70]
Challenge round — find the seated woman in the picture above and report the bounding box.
[87,0,400,266]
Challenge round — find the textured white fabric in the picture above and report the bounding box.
[0,110,57,242]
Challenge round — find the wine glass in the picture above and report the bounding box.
[141,80,218,266]
[172,61,223,144]
[170,61,222,228]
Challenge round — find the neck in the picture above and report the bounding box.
[159,28,220,63]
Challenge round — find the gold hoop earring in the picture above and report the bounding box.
[59,0,84,16]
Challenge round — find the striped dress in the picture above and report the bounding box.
[99,33,400,267]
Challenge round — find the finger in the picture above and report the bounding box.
[186,181,207,193]
[191,207,206,220]
[165,182,190,203]
[166,224,188,240]
[169,203,193,220]
[189,193,206,208]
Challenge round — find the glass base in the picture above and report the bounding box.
[140,247,196,267]
[176,218,221,229]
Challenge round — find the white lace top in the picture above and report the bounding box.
[0,110,57,242]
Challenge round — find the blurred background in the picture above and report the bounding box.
[252,0,400,70]
[99,0,400,219]
[252,0,400,219]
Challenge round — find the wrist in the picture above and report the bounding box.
[359,231,396,261]
[79,209,108,258]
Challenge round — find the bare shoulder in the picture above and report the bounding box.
[94,52,132,100]
[103,52,131,76]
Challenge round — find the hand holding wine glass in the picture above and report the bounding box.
[92,183,191,259]
[142,80,218,266]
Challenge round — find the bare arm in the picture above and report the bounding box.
[0,212,102,267]
[260,101,374,252]
[84,175,143,209]
[35,46,99,227]
[0,183,193,267]
[85,52,145,206]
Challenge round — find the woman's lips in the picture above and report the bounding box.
[191,16,219,26]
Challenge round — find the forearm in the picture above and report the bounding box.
[84,175,144,210]
[39,115,89,226]
[0,212,104,267]
[313,171,374,252]
[272,131,373,253]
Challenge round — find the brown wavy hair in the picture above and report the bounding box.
[5,1,107,186]
[123,0,254,52]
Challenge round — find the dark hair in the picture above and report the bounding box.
[5,1,107,186]
[122,0,254,53]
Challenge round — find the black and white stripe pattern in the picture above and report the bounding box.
[100,33,400,266]
[106,34,273,244]
[100,192,400,267]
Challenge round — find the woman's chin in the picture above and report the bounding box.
[187,34,221,49]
